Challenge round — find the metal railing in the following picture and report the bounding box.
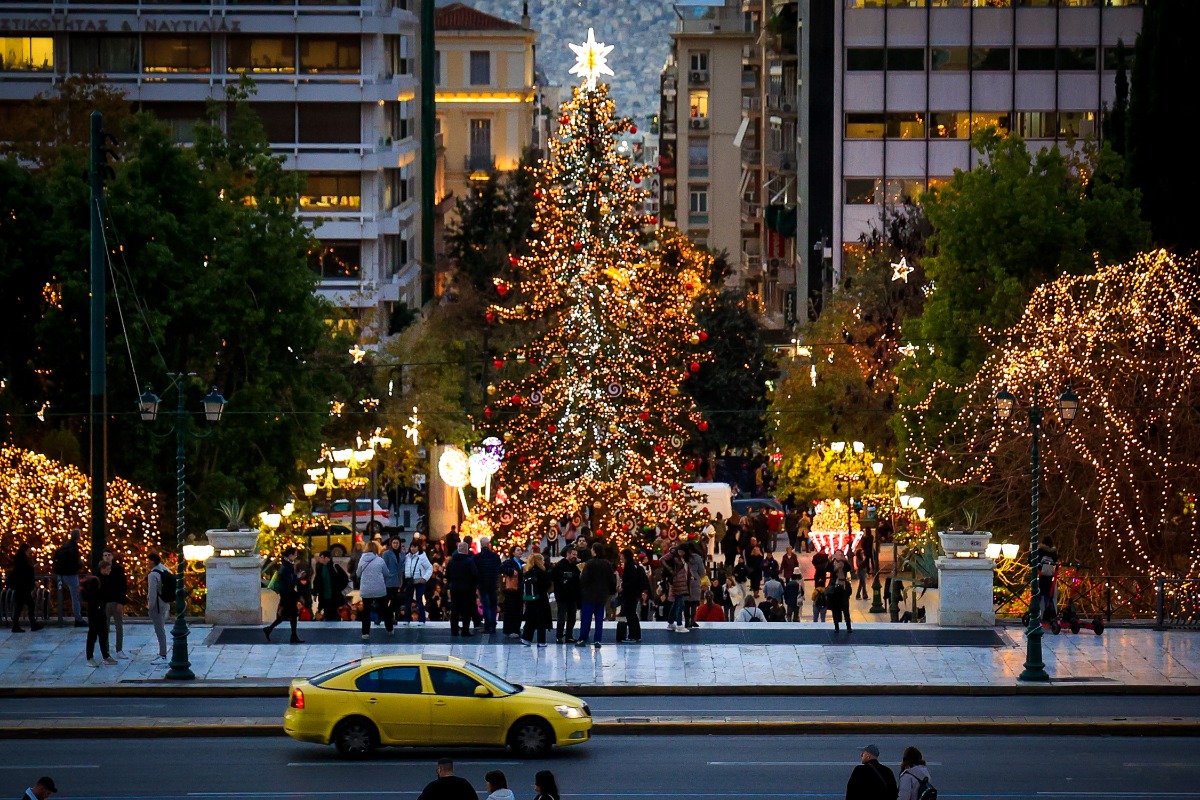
[1156,578,1200,630]
[0,575,62,626]
[994,572,1159,621]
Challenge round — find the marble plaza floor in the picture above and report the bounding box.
[0,620,1197,690]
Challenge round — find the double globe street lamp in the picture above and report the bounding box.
[139,374,227,681]
[995,382,1079,683]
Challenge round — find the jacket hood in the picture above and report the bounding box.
[902,765,931,783]
[486,791,516,800]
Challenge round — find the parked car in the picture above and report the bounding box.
[284,654,593,758]
[303,524,356,557]
[732,497,785,533]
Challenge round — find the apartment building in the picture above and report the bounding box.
[659,1,755,265]
[737,0,1143,326]
[0,0,424,332]
[434,2,535,209]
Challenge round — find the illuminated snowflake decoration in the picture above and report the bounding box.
[568,28,615,91]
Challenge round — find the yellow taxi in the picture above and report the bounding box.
[284,654,592,758]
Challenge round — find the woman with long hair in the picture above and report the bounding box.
[532,770,560,800]
[520,552,552,647]
[897,746,933,800]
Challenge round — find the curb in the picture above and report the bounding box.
[2,720,1197,739]
[2,683,1199,698]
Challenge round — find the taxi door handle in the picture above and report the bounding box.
[433,700,447,706]
[367,698,377,704]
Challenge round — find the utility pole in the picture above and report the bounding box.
[89,111,107,565]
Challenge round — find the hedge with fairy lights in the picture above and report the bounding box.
[468,40,713,550]
[907,250,1200,576]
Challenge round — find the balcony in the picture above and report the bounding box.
[767,93,798,115]
[766,148,796,173]
[687,116,710,132]
[741,198,761,220]
[742,44,762,66]
[464,154,495,171]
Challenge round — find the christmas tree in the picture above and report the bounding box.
[472,30,713,549]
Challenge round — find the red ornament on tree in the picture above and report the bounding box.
[670,482,681,491]
[531,480,542,490]
[560,116,570,126]
[511,394,523,406]
[533,190,543,199]
[698,421,709,432]
[698,331,709,343]
[685,461,696,471]
[547,424,558,433]
[573,242,583,252]
[496,282,510,296]
[484,407,494,419]
[629,125,638,134]
[648,216,657,225]
[689,361,701,373]
[493,358,504,369]
[685,282,695,291]
[639,410,651,421]
[654,444,664,454]
[485,311,496,324]
[634,175,642,185]
[643,473,652,481]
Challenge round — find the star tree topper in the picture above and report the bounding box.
[568,28,615,91]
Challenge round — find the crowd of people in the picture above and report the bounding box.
[258,502,890,642]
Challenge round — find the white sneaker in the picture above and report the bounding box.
[667,622,676,631]
[103,656,118,665]
[86,658,101,668]
[674,626,690,634]
[115,651,127,659]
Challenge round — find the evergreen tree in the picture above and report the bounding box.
[474,79,711,548]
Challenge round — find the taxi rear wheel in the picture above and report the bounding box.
[508,717,554,757]
[333,717,378,758]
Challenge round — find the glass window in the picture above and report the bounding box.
[1017,47,1056,71]
[428,667,483,697]
[309,243,361,280]
[1103,47,1131,71]
[141,102,207,144]
[0,37,54,72]
[70,35,139,73]
[248,102,294,142]
[888,48,924,71]
[433,49,441,85]
[970,111,1011,135]
[458,661,518,695]
[972,47,1011,71]
[226,36,295,73]
[689,188,708,214]
[1056,110,1096,138]
[1058,47,1096,71]
[143,36,210,73]
[309,660,361,687]
[844,178,878,205]
[357,668,421,693]
[846,112,924,139]
[689,51,709,72]
[688,139,709,167]
[930,46,969,71]
[300,36,359,74]
[1016,111,1055,138]
[846,48,886,71]
[689,90,709,118]
[930,111,970,138]
[469,50,489,85]
[300,173,362,212]
[885,178,925,204]
[298,103,358,143]
[468,118,492,167]
[846,112,885,139]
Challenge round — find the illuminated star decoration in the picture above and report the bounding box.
[402,406,422,446]
[568,28,615,91]
[891,255,914,283]
[349,344,366,364]
[898,343,918,358]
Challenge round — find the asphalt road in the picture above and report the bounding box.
[5,694,1199,721]
[0,734,1196,799]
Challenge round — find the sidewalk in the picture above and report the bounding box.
[1,620,1197,692]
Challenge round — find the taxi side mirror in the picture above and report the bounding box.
[474,685,491,698]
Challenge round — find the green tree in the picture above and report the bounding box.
[1127,0,1200,253]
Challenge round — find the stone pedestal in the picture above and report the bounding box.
[935,557,996,627]
[204,529,264,626]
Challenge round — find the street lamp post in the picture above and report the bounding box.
[995,382,1079,684]
[139,374,226,680]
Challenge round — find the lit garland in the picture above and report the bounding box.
[905,250,1200,577]
[0,444,163,607]
[471,73,712,550]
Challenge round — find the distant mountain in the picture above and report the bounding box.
[441,0,677,120]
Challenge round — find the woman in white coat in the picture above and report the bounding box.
[356,541,393,638]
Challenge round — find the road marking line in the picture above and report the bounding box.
[0,765,100,770]
[707,761,942,766]
[286,761,520,767]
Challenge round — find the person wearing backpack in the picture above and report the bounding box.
[519,553,552,647]
[146,552,173,662]
[898,746,936,800]
[577,544,616,648]
[845,744,897,800]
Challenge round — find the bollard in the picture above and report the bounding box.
[869,573,885,613]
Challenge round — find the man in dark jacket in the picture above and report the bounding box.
[845,744,897,800]
[474,537,503,634]
[52,529,85,627]
[549,547,582,642]
[416,758,476,800]
[99,549,128,657]
[577,545,616,648]
[444,543,480,637]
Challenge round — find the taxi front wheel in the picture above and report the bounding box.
[333,717,379,758]
[508,717,554,757]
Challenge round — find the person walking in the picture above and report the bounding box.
[784,568,803,622]
[745,542,764,596]
[897,746,934,800]
[618,548,649,642]
[145,552,172,661]
[484,770,515,800]
[99,549,128,658]
[7,543,42,633]
[82,563,116,666]
[812,584,828,623]
[853,544,870,601]
[661,545,689,633]
[719,523,739,567]
[445,542,479,637]
[823,548,854,633]
[784,508,801,551]
[779,545,800,587]
[811,547,829,585]
[52,529,86,627]
[356,541,393,639]
[763,571,785,605]
[264,546,305,643]
[845,744,897,800]
[500,545,525,638]
[383,536,406,624]
[402,541,432,624]
[549,546,582,642]
[577,544,616,647]
[416,758,477,800]
[685,543,706,629]
[475,537,503,633]
[532,770,561,800]
[21,776,56,800]
[860,528,877,574]
[519,553,552,647]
